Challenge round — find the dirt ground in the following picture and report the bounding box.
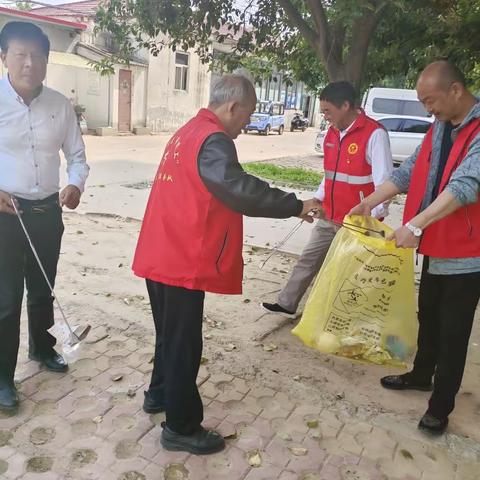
[39,212,480,445]
[5,130,478,479]
[3,210,479,480]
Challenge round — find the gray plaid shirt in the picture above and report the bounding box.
[390,101,480,275]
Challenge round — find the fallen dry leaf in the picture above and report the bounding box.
[278,432,292,441]
[247,451,262,467]
[263,343,278,352]
[400,449,413,460]
[289,446,308,456]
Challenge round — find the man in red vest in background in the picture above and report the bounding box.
[132,74,319,454]
[262,81,393,317]
[351,60,480,435]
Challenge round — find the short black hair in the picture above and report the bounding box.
[0,21,50,57]
[320,81,357,109]
[434,59,467,88]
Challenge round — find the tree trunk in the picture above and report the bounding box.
[280,0,386,91]
[313,40,362,90]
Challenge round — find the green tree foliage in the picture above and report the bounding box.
[366,0,480,90]
[95,0,390,88]
[95,0,480,90]
[15,2,33,11]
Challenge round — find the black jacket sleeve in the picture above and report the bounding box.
[197,132,303,218]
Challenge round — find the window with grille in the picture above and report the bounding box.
[174,52,189,91]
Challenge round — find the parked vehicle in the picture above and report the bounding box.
[362,87,430,120]
[244,101,285,135]
[290,112,309,132]
[377,115,433,164]
[314,115,434,165]
[314,129,327,155]
[73,104,88,134]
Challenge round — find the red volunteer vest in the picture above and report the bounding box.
[323,113,381,223]
[403,118,480,258]
[132,109,244,294]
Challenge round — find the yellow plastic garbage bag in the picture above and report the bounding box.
[292,215,417,366]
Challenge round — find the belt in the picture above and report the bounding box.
[16,193,60,215]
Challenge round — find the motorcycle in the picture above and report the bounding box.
[290,112,309,132]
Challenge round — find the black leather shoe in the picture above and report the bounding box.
[261,302,296,318]
[29,351,68,373]
[161,423,225,455]
[380,373,432,391]
[143,390,164,414]
[418,412,448,435]
[0,382,19,410]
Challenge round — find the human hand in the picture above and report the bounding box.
[0,191,19,215]
[387,225,419,248]
[299,198,322,223]
[348,201,372,217]
[60,185,81,209]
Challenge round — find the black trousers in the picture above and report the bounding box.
[0,198,64,384]
[412,258,480,418]
[146,279,205,435]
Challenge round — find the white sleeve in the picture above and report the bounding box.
[314,178,325,201]
[366,128,394,218]
[62,102,90,193]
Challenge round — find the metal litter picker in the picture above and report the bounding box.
[11,197,91,347]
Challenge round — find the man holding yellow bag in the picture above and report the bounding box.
[350,60,480,435]
[262,81,393,317]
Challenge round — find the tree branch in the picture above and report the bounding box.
[305,0,330,58]
[345,1,387,87]
[330,20,346,64]
[277,0,318,51]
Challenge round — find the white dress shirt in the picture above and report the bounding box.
[315,121,393,218]
[0,76,89,200]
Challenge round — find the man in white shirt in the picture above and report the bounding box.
[0,21,89,410]
[263,81,393,317]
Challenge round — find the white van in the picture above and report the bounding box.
[362,87,430,119]
[315,88,434,164]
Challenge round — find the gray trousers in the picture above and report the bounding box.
[278,219,340,312]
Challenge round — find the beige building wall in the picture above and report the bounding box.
[0,14,79,52]
[1,58,146,131]
[44,62,111,129]
[147,47,211,132]
[75,44,148,130]
[108,65,148,130]
[0,14,147,132]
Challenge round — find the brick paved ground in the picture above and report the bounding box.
[0,213,479,480]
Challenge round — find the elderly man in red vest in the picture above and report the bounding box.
[262,81,393,317]
[351,60,480,435]
[133,74,319,454]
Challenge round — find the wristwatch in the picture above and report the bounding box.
[405,222,423,237]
